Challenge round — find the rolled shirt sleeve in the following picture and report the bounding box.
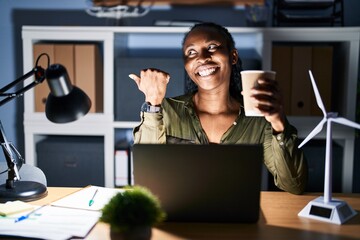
[263,120,308,194]
[133,111,166,144]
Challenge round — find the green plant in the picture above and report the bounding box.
[100,186,166,232]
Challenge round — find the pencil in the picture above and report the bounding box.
[89,189,98,207]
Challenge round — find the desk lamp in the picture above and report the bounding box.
[298,70,359,224]
[0,53,91,202]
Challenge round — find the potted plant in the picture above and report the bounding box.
[100,186,166,240]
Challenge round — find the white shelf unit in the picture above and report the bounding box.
[22,26,359,191]
[262,27,360,193]
[22,26,115,188]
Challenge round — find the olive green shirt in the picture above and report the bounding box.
[133,94,307,194]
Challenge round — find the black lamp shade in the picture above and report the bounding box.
[45,64,92,123]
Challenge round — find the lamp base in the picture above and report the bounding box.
[0,181,47,203]
[298,196,357,224]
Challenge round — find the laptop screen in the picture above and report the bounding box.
[133,144,263,223]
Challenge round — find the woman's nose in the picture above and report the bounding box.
[198,50,211,62]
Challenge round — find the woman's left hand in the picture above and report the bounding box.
[250,78,286,133]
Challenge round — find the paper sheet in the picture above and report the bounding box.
[0,186,123,239]
[0,205,101,240]
[51,185,124,211]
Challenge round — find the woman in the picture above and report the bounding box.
[129,22,307,195]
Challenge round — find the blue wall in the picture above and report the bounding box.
[1,1,360,189]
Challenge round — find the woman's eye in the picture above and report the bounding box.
[187,49,197,57]
[208,44,219,51]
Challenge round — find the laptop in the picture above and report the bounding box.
[132,144,263,223]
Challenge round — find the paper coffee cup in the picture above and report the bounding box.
[240,70,276,117]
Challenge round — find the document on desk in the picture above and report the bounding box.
[51,185,125,211]
[0,205,101,240]
[0,186,123,240]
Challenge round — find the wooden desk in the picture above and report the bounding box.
[31,188,360,240]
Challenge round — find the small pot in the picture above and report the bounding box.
[110,226,152,240]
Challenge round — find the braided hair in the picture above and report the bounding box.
[182,22,243,102]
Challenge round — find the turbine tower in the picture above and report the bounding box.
[298,70,359,224]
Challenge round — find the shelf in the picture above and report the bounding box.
[277,0,336,9]
[278,13,336,23]
[273,0,344,26]
[22,26,360,192]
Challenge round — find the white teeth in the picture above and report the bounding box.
[198,68,216,77]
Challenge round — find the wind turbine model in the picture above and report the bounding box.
[297,70,359,224]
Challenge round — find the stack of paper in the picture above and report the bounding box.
[0,186,124,240]
[0,206,101,240]
[0,201,34,216]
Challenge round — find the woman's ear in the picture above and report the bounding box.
[231,49,239,65]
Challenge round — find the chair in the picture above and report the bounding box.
[273,0,344,27]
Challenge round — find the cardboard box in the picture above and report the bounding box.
[311,46,333,116]
[291,46,313,116]
[33,43,103,113]
[54,44,75,84]
[33,44,77,112]
[271,45,334,117]
[272,46,292,115]
[75,44,103,113]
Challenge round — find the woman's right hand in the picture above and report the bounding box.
[129,68,170,105]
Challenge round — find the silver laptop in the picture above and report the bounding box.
[133,144,263,223]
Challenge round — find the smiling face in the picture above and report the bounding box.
[182,26,238,93]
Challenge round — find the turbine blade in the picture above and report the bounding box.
[298,118,327,148]
[309,70,327,116]
[332,117,360,130]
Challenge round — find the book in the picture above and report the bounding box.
[115,149,130,187]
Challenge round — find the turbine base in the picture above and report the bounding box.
[298,196,357,224]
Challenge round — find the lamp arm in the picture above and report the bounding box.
[0,66,45,107]
[0,121,22,188]
[0,53,48,190]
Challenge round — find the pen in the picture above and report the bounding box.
[89,189,98,207]
[14,205,47,223]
